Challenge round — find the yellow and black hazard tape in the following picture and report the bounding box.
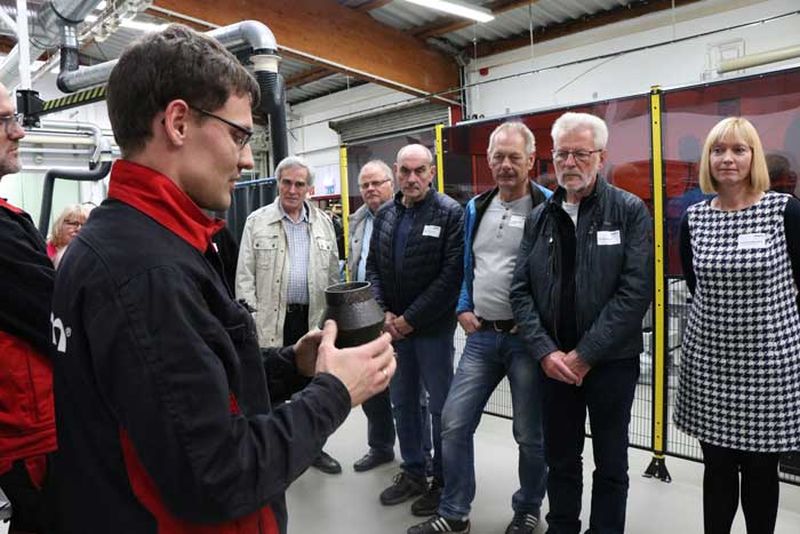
[41,86,107,114]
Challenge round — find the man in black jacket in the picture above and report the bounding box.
[0,82,58,534]
[51,24,395,534]
[510,112,652,534]
[367,144,464,517]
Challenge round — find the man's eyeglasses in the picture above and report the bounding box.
[188,106,253,150]
[359,178,391,190]
[552,149,603,163]
[0,113,24,135]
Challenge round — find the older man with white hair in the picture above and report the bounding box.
[236,155,342,474]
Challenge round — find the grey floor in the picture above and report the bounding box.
[285,409,800,534]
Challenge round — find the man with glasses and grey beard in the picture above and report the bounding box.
[0,82,58,534]
[511,112,652,534]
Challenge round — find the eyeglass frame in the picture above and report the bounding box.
[0,113,24,136]
[187,105,253,150]
[358,178,391,190]
[551,148,603,163]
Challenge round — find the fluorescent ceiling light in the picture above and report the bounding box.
[120,19,168,32]
[401,0,494,23]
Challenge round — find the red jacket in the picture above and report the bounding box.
[0,198,57,474]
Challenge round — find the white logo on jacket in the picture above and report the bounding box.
[51,313,68,354]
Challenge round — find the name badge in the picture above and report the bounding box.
[737,233,768,250]
[597,230,621,246]
[509,215,526,229]
[422,225,442,238]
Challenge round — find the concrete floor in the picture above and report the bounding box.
[285,409,800,534]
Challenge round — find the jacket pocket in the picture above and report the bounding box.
[253,236,279,267]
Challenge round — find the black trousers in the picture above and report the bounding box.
[700,441,780,534]
[0,455,56,534]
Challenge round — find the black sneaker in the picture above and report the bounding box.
[408,514,470,534]
[505,512,539,533]
[411,478,443,516]
[379,472,426,505]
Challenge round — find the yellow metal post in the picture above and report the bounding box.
[339,146,351,281]
[435,124,445,193]
[644,85,671,483]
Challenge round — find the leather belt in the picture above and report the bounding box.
[286,303,309,314]
[477,318,517,334]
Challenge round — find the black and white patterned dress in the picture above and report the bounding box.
[675,192,800,452]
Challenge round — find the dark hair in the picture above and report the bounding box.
[107,24,260,156]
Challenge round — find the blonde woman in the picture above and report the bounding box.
[47,204,92,267]
[676,117,800,533]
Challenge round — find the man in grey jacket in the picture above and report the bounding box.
[510,112,652,534]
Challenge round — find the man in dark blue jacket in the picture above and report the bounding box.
[50,24,395,534]
[511,112,652,534]
[367,144,464,519]
[409,122,550,534]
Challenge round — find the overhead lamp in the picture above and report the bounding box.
[401,0,494,23]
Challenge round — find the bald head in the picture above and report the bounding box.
[0,83,25,177]
[395,143,435,206]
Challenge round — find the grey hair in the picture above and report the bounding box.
[359,159,395,184]
[396,144,433,165]
[488,121,536,156]
[551,112,609,150]
[275,155,315,187]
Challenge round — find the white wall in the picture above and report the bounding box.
[464,0,800,118]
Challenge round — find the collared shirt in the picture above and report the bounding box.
[278,202,310,305]
[356,210,374,282]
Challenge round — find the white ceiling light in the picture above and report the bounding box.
[401,0,494,23]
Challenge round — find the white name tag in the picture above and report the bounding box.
[597,230,621,246]
[508,215,526,229]
[422,225,442,238]
[737,233,768,250]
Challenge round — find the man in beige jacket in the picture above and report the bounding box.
[236,155,341,473]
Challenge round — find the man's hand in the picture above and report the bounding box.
[393,315,414,337]
[316,320,396,407]
[384,311,404,340]
[293,328,324,377]
[563,350,591,386]
[541,351,580,385]
[457,311,481,334]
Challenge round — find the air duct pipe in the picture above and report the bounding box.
[718,45,800,74]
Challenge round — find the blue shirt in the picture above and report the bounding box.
[357,211,374,282]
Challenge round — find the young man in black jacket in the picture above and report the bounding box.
[51,24,395,534]
[0,82,58,534]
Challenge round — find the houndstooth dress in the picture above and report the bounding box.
[675,192,800,452]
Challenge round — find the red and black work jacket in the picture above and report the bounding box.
[0,198,57,473]
[52,160,351,534]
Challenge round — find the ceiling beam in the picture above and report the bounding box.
[471,0,706,58]
[355,0,394,12]
[152,0,460,101]
[285,66,335,88]
[414,0,540,40]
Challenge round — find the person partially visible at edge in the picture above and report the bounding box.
[676,117,800,534]
[0,81,58,534]
[409,121,551,534]
[47,203,92,268]
[510,112,653,534]
[366,144,465,521]
[50,24,395,534]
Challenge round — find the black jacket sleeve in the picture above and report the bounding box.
[575,198,654,365]
[510,208,559,361]
[784,197,800,293]
[88,265,350,523]
[403,203,464,328]
[680,213,696,295]
[0,211,55,354]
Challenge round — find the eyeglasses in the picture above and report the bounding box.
[0,113,24,135]
[359,178,391,190]
[188,105,253,150]
[63,220,83,228]
[552,149,603,163]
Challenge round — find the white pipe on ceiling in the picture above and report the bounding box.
[15,0,30,89]
[718,45,800,74]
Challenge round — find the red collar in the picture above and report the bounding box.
[107,160,225,253]
[0,197,25,215]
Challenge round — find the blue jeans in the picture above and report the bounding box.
[438,330,546,519]
[362,387,433,458]
[391,329,455,481]
[541,357,639,534]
